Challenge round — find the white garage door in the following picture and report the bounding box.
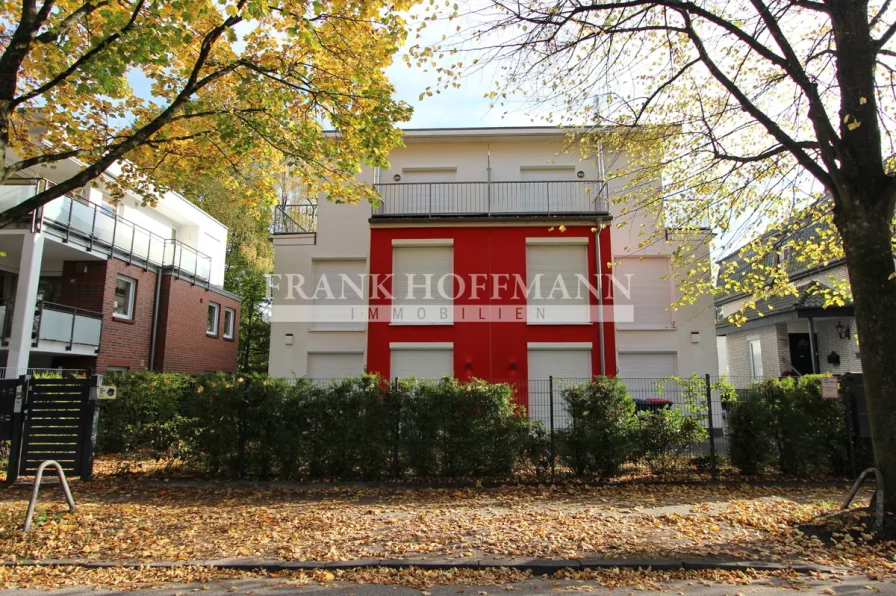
[391,345,453,379]
[528,345,592,429]
[617,352,677,378]
[307,352,364,380]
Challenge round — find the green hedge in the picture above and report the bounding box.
[726,375,852,476]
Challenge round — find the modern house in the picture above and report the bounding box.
[715,207,858,380]
[268,127,719,386]
[0,157,240,377]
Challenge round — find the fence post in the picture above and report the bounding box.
[392,377,400,479]
[237,377,249,479]
[6,375,29,484]
[704,373,718,480]
[81,375,102,481]
[549,376,555,479]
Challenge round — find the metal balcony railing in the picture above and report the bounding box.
[1,180,214,284]
[35,302,103,352]
[372,180,610,218]
[271,202,317,236]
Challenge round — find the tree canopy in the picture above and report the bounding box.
[414,0,896,506]
[0,0,415,224]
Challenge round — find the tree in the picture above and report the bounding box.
[0,0,414,225]
[421,1,896,508]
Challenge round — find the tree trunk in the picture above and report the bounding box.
[836,194,896,513]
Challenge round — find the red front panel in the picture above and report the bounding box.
[366,224,616,383]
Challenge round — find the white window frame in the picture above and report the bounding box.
[747,337,763,380]
[525,239,591,325]
[223,307,236,339]
[113,275,136,320]
[391,240,454,326]
[207,302,220,337]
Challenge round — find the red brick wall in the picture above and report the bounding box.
[58,259,240,374]
[153,275,240,374]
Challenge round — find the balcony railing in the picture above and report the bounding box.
[1,301,103,353]
[372,180,610,218]
[35,302,103,352]
[1,180,214,284]
[271,202,317,236]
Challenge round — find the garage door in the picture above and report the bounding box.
[528,345,592,429]
[391,344,453,379]
[617,352,676,378]
[307,352,364,380]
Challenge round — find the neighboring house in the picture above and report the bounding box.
[268,127,719,386]
[0,157,241,377]
[715,208,859,380]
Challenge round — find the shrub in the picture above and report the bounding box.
[726,375,849,477]
[401,377,529,477]
[635,407,708,474]
[557,377,636,477]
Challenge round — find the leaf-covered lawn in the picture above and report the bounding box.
[0,482,891,577]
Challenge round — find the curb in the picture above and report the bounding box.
[0,558,844,575]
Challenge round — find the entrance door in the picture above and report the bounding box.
[788,333,813,375]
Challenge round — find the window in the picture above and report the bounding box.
[392,241,453,325]
[612,256,674,330]
[310,259,366,331]
[307,352,364,379]
[390,342,453,379]
[223,307,236,339]
[106,366,129,375]
[526,240,590,324]
[113,276,136,319]
[748,338,764,380]
[207,302,220,336]
[528,343,592,429]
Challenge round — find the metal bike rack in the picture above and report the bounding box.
[23,460,76,533]
[842,467,885,530]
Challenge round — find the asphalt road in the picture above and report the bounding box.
[2,575,894,596]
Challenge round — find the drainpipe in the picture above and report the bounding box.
[807,316,819,374]
[487,143,492,214]
[596,225,606,376]
[148,268,163,371]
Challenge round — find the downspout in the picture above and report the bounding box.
[487,144,492,214]
[148,268,163,371]
[596,225,606,376]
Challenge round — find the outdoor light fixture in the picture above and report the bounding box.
[576,170,585,178]
[509,362,517,371]
[465,362,472,370]
[393,174,401,182]
[836,320,851,340]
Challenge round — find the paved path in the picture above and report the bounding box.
[1,575,893,596]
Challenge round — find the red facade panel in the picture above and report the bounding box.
[366,224,616,383]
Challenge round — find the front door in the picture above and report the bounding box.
[788,333,814,375]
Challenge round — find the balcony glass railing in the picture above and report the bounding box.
[38,192,213,283]
[35,302,103,350]
[372,180,609,217]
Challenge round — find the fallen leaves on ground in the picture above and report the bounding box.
[0,482,892,581]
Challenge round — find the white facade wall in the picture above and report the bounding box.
[724,324,788,383]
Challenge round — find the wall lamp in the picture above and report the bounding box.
[835,320,851,340]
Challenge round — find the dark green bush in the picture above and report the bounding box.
[401,377,529,477]
[635,408,708,474]
[557,377,636,477]
[726,375,849,476]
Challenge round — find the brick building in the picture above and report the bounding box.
[0,158,240,376]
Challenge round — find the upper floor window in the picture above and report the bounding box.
[391,240,453,325]
[526,239,591,325]
[207,302,220,336]
[113,276,136,320]
[612,256,675,330]
[223,307,236,339]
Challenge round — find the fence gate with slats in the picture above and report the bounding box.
[5,376,99,483]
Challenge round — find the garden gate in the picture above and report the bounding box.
[5,376,101,483]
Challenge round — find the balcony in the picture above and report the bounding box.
[1,301,103,354]
[271,202,317,238]
[2,180,213,284]
[372,180,610,218]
